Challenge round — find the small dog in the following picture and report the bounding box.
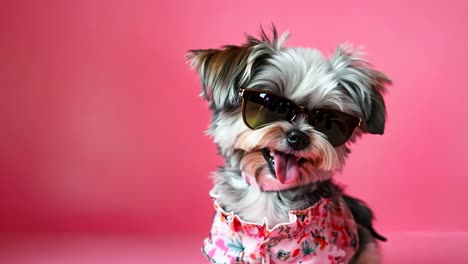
[187,26,390,264]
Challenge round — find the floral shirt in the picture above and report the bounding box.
[202,197,358,264]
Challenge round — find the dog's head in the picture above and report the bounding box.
[187,27,390,191]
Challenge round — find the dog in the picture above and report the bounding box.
[187,26,390,264]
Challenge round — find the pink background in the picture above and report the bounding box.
[1,0,468,262]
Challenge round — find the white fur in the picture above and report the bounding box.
[250,47,361,114]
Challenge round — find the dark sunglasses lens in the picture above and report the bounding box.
[244,92,295,129]
[310,110,359,146]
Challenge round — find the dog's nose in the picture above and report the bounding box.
[287,129,310,150]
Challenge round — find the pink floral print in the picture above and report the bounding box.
[203,197,358,263]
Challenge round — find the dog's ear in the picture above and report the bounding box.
[186,27,285,111]
[186,46,254,111]
[330,45,391,134]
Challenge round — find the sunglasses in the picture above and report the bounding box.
[239,88,361,147]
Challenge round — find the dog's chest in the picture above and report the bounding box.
[203,197,359,264]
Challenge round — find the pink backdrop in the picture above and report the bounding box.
[1,0,468,244]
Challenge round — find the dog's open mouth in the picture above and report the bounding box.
[261,148,305,184]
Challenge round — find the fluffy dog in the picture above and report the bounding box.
[187,26,390,264]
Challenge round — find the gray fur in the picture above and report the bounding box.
[186,27,283,111]
[329,45,391,134]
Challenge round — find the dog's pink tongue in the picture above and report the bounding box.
[274,152,299,184]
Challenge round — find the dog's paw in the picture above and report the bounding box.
[351,241,381,264]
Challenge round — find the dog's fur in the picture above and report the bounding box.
[188,26,390,263]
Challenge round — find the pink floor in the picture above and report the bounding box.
[0,232,467,263]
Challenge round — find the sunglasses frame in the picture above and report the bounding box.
[239,88,362,145]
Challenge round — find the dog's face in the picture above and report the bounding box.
[188,28,390,191]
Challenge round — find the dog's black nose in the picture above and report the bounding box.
[287,129,310,150]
